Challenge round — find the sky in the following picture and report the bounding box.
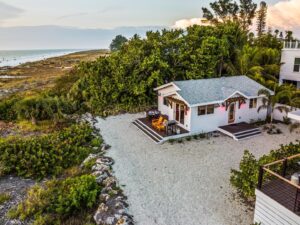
[0,0,299,49]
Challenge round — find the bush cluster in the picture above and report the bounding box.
[0,123,102,179]
[230,141,300,198]
[11,174,100,225]
[0,94,75,123]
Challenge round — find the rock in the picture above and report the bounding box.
[103,177,117,188]
[96,157,114,166]
[100,193,111,202]
[92,164,110,173]
[95,172,110,185]
[81,153,99,167]
[101,143,111,151]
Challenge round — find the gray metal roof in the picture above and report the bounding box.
[173,76,272,106]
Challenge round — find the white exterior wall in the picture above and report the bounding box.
[273,103,300,123]
[157,87,191,131]
[280,48,300,88]
[189,98,267,133]
[254,189,300,225]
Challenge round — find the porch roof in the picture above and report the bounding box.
[171,76,272,106]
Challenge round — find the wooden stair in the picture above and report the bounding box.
[132,119,163,144]
[233,128,262,141]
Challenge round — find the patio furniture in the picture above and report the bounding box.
[291,173,300,185]
[147,109,160,121]
[166,120,177,135]
[152,116,167,131]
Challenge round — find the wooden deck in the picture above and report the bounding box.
[219,122,257,134]
[218,122,261,140]
[261,178,300,216]
[137,117,189,137]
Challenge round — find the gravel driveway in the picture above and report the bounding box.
[95,113,300,225]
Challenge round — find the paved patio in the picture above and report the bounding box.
[95,113,300,225]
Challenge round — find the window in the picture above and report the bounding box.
[198,105,215,116]
[249,98,257,109]
[294,58,300,72]
[163,97,169,106]
[207,105,215,114]
[198,106,206,115]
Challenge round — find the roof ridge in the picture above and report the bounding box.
[174,75,246,83]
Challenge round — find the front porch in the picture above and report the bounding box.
[132,117,189,144]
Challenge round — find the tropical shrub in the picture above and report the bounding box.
[14,95,74,123]
[0,96,19,121]
[12,175,100,224]
[230,141,300,198]
[0,123,101,179]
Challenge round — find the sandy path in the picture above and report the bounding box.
[95,113,300,225]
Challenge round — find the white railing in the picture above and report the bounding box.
[284,41,300,49]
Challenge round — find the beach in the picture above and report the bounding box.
[0,50,108,98]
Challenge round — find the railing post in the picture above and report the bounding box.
[282,158,288,177]
[258,166,264,190]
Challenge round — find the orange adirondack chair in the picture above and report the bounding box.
[152,116,164,127]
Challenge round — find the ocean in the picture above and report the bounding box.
[0,49,82,67]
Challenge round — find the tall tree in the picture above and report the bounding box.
[202,0,239,23]
[239,0,257,30]
[256,1,268,37]
[202,0,257,30]
[109,35,128,52]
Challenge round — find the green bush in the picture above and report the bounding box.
[0,123,101,179]
[14,95,74,122]
[230,141,300,198]
[0,96,19,121]
[0,192,11,204]
[13,175,100,223]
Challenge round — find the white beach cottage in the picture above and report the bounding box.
[133,76,272,143]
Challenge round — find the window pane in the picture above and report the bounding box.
[163,97,168,106]
[295,58,300,64]
[198,106,206,115]
[294,65,300,72]
[207,105,214,114]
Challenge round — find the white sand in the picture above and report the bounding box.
[95,113,300,225]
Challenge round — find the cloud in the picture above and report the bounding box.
[173,18,211,29]
[267,0,300,30]
[0,1,23,23]
[57,7,123,21]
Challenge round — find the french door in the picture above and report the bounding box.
[175,104,185,125]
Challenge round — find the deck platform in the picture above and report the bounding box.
[132,118,189,144]
[218,122,262,141]
[261,178,300,216]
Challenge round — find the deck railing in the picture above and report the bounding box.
[257,153,300,214]
[284,41,300,49]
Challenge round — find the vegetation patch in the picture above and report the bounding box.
[0,123,102,179]
[9,175,100,225]
[230,141,300,199]
[0,193,11,205]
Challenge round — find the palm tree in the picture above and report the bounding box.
[257,86,292,125]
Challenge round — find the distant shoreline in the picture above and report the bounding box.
[0,49,90,68]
